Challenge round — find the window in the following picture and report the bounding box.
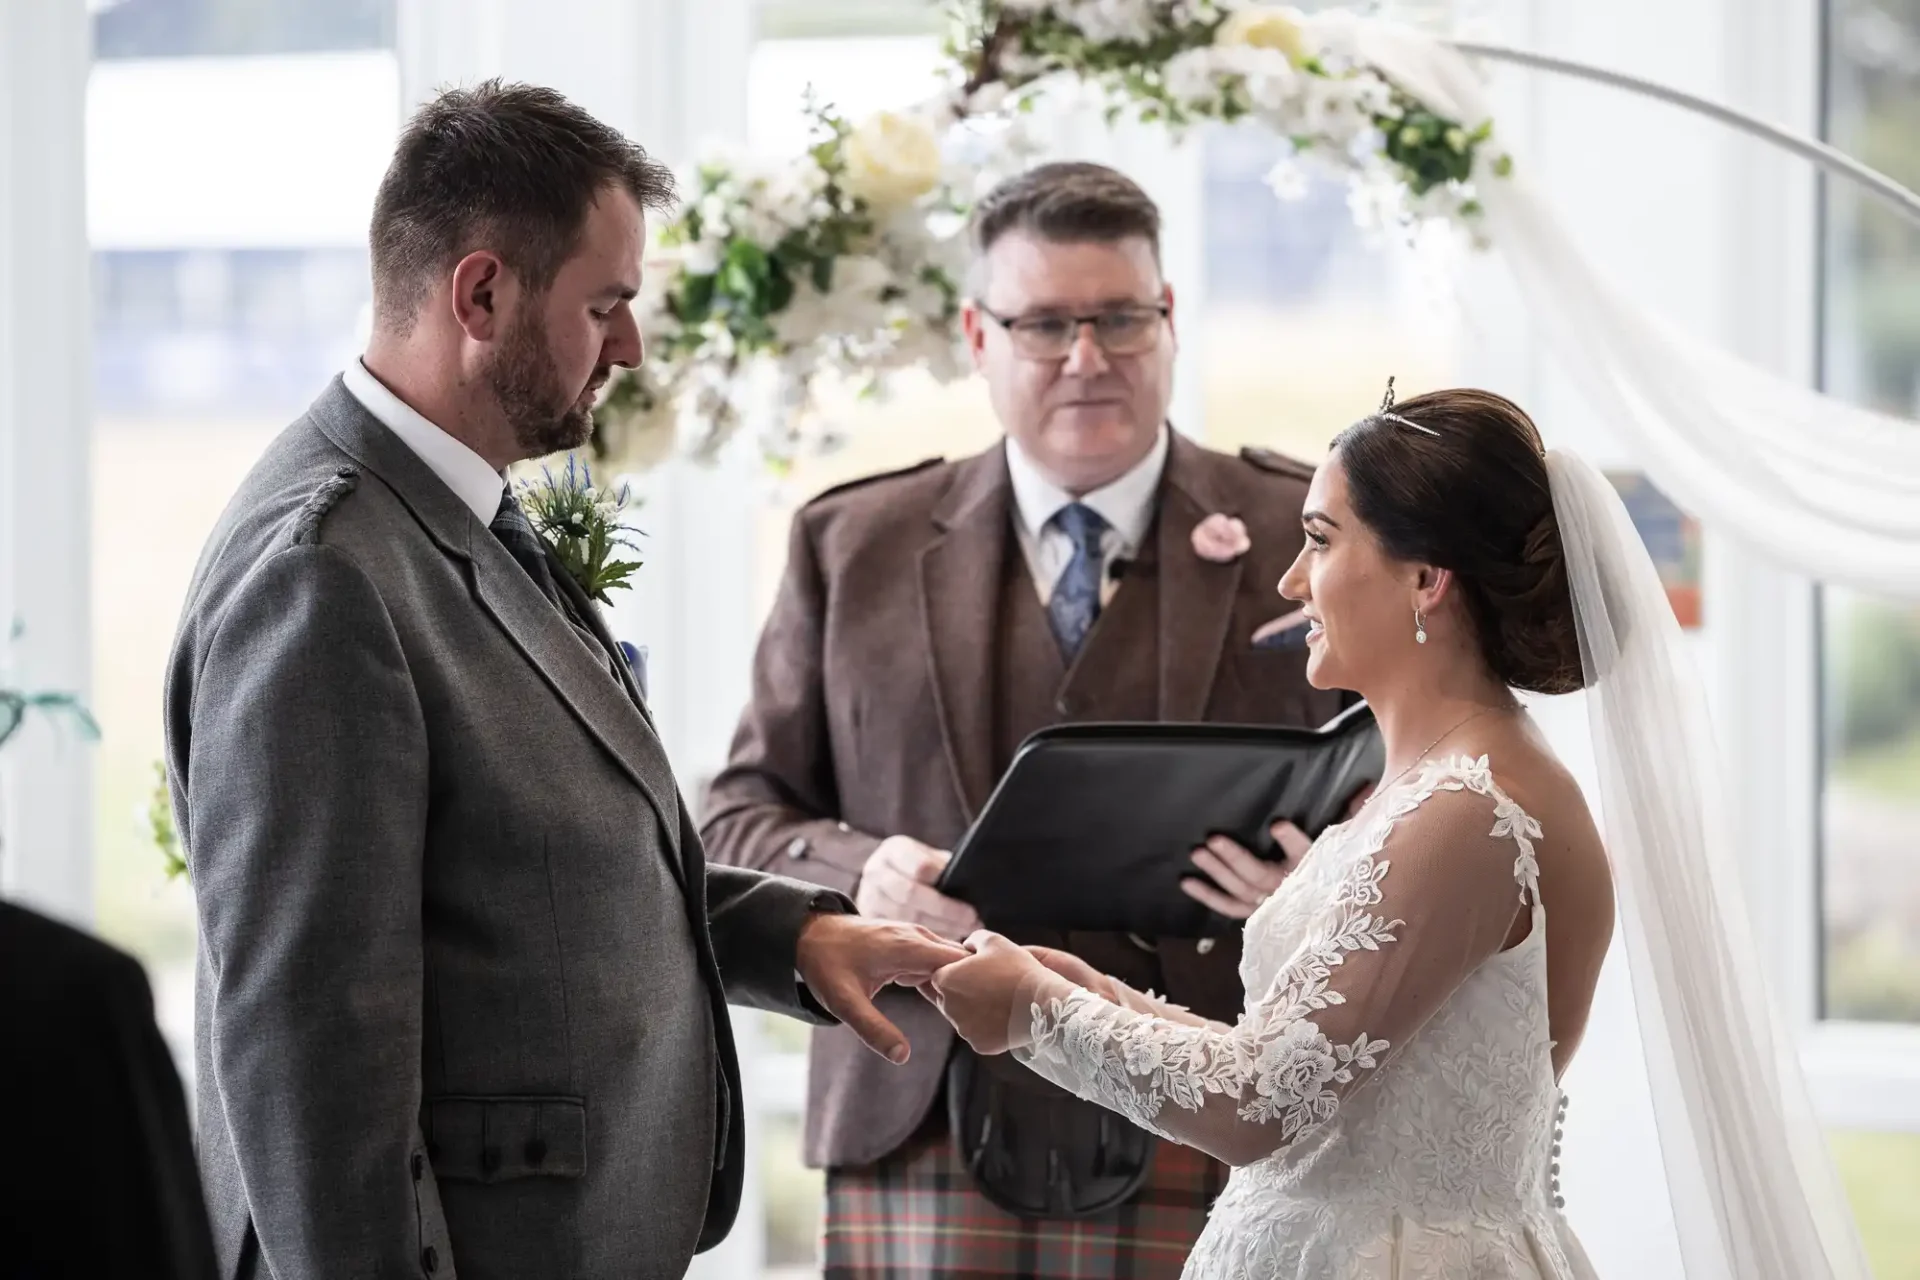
[86,0,399,1083]
[1819,0,1920,1029]
[1200,123,1461,462]
[1816,1,1920,1275]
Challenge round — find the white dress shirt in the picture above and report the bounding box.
[341,358,505,524]
[1006,424,1169,607]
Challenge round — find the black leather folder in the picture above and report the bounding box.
[938,700,1385,938]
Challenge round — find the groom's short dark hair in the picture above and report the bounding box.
[369,80,677,333]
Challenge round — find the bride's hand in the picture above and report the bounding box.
[924,931,1066,1056]
[1025,946,1120,1004]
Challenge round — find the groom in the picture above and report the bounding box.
[164,81,963,1280]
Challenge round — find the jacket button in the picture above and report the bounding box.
[525,1138,548,1166]
[480,1145,501,1175]
[411,1153,425,1182]
[785,836,809,860]
[422,1245,439,1273]
[1196,938,1217,955]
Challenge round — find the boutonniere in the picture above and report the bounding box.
[516,457,645,604]
[1191,512,1251,564]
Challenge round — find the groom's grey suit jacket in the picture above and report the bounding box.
[164,378,841,1280]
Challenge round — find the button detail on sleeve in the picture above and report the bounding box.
[785,836,810,860]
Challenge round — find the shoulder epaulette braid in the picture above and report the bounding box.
[802,456,942,506]
[292,467,360,544]
[1238,446,1316,484]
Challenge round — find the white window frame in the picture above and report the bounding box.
[1493,0,1920,1136]
[1737,0,1920,1134]
[0,1,94,927]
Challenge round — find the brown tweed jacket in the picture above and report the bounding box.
[701,430,1346,1169]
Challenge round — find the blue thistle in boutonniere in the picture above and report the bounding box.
[514,456,645,605]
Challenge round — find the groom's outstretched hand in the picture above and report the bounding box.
[796,913,970,1065]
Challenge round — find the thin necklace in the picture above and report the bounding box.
[1367,705,1502,808]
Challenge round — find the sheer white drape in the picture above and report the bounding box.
[1544,448,1872,1280]
[1348,17,1920,597]
[1350,19,1884,1273]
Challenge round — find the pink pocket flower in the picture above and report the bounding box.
[1192,513,1252,563]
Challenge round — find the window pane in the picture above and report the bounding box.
[761,1111,826,1276]
[94,0,395,60]
[1830,1130,1920,1279]
[1819,0,1920,1026]
[87,11,397,1083]
[1201,124,1459,462]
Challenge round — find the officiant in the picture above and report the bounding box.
[702,161,1348,1278]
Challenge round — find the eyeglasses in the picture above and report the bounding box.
[977,303,1170,360]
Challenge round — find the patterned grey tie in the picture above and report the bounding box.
[1046,502,1110,659]
[490,490,564,609]
[491,489,630,685]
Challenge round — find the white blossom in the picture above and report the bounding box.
[1265,155,1313,201]
[1056,0,1161,45]
[1163,47,1226,106]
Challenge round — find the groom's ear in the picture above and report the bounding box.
[450,250,508,341]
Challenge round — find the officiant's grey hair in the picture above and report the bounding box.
[966,161,1164,295]
[368,79,677,333]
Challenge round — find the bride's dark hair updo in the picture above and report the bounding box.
[1330,387,1586,695]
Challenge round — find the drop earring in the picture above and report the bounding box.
[1414,610,1428,645]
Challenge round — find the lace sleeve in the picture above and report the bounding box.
[1013,766,1542,1167]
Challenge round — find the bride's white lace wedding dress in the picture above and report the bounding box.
[1015,755,1600,1279]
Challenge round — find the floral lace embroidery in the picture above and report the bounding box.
[1024,754,1545,1159]
[1422,754,1543,902]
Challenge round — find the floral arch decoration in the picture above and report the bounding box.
[587,2,1506,474]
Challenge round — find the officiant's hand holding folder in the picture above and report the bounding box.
[937,700,1385,938]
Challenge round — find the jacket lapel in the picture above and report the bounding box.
[471,545,685,871]
[311,380,684,870]
[918,448,1012,822]
[551,554,654,723]
[1157,431,1243,721]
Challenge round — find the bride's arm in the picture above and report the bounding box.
[1106,981,1225,1030]
[1024,947,1227,1029]
[1008,788,1538,1168]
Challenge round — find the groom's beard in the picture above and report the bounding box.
[487,309,597,460]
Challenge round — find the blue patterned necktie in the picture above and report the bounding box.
[1046,502,1110,659]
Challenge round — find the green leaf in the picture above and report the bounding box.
[674,273,716,324]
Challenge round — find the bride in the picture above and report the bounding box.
[923,387,1871,1278]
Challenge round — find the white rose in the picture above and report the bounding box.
[1163,47,1224,106]
[1213,43,1299,110]
[842,111,944,211]
[1062,0,1159,45]
[1214,5,1309,64]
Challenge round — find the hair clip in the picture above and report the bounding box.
[1377,375,1440,437]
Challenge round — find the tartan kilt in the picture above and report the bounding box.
[822,1108,1226,1279]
